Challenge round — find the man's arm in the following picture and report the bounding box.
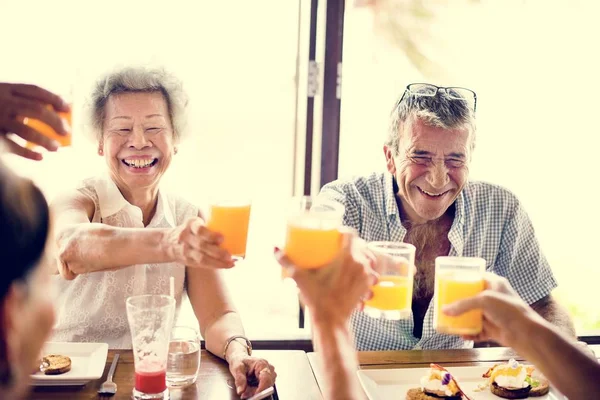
[494,193,576,335]
[530,294,576,338]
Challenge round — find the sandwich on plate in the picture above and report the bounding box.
[482,359,549,398]
[406,363,471,400]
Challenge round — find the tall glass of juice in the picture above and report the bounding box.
[434,256,486,335]
[206,201,252,260]
[364,242,416,320]
[284,196,345,269]
[126,295,175,399]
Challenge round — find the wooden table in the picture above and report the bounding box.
[307,345,600,394]
[28,350,322,400]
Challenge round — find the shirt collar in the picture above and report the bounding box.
[384,172,398,217]
[95,174,176,227]
[448,187,466,256]
[155,189,176,227]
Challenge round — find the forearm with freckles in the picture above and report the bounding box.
[56,223,173,274]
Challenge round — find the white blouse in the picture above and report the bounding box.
[50,175,198,348]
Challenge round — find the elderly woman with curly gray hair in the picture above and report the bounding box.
[50,67,275,399]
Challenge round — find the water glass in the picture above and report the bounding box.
[126,295,175,400]
[166,326,201,388]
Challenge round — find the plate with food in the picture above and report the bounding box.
[357,361,566,400]
[30,342,109,386]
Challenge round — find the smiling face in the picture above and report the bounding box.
[384,118,471,224]
[100,92,175,197]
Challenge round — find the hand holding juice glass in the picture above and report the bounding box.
[363,242,416,320]
[434,256,486,335]
[126,295,175,400]
[24,106,72,148]
[284,196,345,269]
[206,201,251,260]
[23,84,73,149]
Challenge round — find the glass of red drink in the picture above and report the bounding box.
[126,295,175,400]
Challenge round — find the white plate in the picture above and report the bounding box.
[30,342,109,386]
[357,365,566,400]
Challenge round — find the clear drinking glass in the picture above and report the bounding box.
[126,295,175,400]
[434,256,486,335]
[284,196,345,269]
[363,242,416,320]
[166,326,201,388]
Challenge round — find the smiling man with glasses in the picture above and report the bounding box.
[318,83,575,351]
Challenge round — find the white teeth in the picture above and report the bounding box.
[124,159,155,168]
[421,188,444,197]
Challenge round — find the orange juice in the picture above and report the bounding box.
[365,275,413,311]
[206,204,251,257]
[435,273,484,334]
[24,106,72,147]
[284,222,341,269]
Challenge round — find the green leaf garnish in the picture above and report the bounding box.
[525,376,540,388]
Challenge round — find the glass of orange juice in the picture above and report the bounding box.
[434,256,486,335]
[206,201,252,260]
[23,84,73,149]
[284,196,344,269]
[363,242,415,320]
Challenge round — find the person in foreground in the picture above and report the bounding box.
[276,238,598,400]
[50,67,274,398]
[275,228,376,400]
[319,84,575,350]
[0,82,70,160]
[0,160,56,399]
[443,273,600,399]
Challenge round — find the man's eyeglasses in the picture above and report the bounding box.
[396,83,477,113]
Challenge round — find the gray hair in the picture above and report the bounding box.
[88,67,188,142]
[385,88,476,155]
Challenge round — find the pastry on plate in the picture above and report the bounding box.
[40,354,71,375]
[482,359,549,399]
[407,363,470,400]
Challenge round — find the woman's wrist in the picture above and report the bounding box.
[160,228,177,263]
[311,314,353,349]
[224,337,252,363]
[310,307,350,330]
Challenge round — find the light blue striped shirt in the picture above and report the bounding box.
[319,172,557,350]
